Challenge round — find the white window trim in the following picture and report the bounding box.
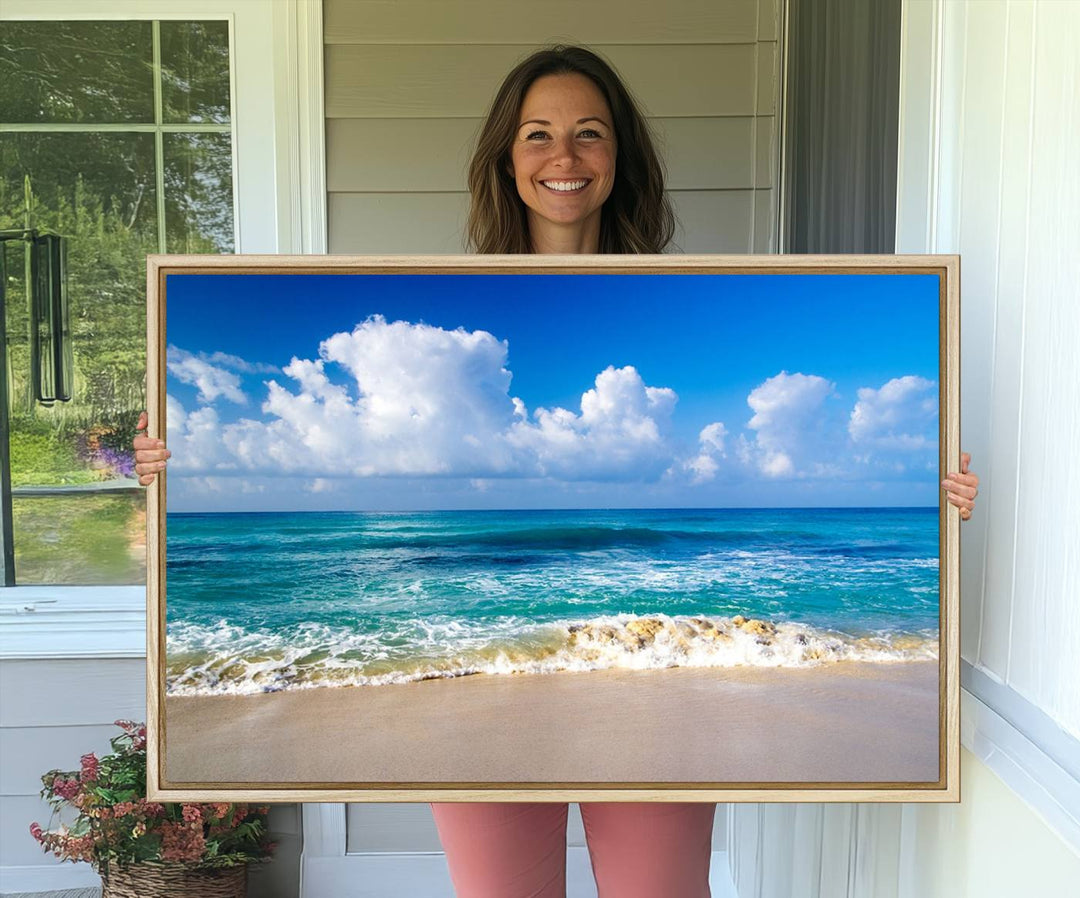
[0,0,326,659]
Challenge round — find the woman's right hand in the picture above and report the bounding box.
[133,411,170,486]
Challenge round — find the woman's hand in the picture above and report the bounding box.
[133,411,170,486]
[942,452,979,521]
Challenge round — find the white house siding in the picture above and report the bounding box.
[324,0,781,254]
[0,659,145,893]
[727,1,1080,895]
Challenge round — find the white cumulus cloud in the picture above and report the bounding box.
[167,321,683,484]
[742,371,835,478]
[849,375,937,450]
[508,365,677,480]
[167,346,248,405]
[685,421,728,483]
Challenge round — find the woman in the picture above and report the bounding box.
[135,45,979,898]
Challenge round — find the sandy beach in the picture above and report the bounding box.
[164,660,939,786]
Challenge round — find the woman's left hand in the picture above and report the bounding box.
[942,452,979,521]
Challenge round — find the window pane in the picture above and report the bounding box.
[1,132,156,432]
[1,19,234,586]
[2,132,154,584]
[12,493,146,585]
[0,21,154,124]
[164,133,235,252]
[160,20,232,124]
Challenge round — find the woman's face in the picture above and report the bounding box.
[509,73,617,241]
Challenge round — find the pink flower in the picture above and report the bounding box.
[52,777,80,801]
[80,753,99,782]
[181,805,202,824]
[136,798,165,817]
[29,822,43,842]
[113,801,136,817]
[160,821,206,863]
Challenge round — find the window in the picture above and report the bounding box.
[0,18,235,584]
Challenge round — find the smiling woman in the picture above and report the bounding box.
[466,45,674,254]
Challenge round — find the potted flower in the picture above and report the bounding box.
[30,720,274,897]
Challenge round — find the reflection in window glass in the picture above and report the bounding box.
[2,19,234,585]
[12,493,146,585]
[164,133,235,253]
[0,21,154,124]
[1,132,156,450]
[160,21,232,124]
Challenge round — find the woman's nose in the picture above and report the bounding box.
[548,134,579,165]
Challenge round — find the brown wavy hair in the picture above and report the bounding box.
[466,45,676,254]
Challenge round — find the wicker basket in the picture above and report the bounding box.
[100,862,247,898]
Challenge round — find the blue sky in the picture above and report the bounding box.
[164,272,941,512]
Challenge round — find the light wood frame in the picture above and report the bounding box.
[146,253,960,803]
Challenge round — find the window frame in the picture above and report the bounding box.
[0,0,326,656]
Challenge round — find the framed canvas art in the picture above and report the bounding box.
[146,254,960,803]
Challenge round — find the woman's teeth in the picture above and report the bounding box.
[542,180,589,192]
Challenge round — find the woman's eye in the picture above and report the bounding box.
[525,130,549,140]
[579,129,602,138]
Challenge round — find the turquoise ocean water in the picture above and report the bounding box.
[165,507,939,695]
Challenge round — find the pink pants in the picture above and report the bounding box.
[431,802,716,898]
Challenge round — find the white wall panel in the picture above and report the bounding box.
[1006,2,1080,729]
[979,0,1035,692]
[953,0,1010,673]
[899,0,1079,739]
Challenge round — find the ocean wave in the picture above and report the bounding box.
[165,613,939,696]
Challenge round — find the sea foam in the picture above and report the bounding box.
[165,612,938,696]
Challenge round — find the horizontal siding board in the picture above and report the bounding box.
[1,794,72,867]
[1,725,123,796]
[327,188,759,255]
[328,192,470,253]
[669,188,756,253]
[324,0,759,45]
[325,44,758,119]
[655,117,756,189]
[0,659,145,727]
[326,119,478,192]
[345,803,443,852]
[326,117,759,193]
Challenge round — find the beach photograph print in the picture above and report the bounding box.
[157,264,947,793]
